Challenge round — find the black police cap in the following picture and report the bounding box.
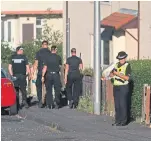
[116,51,128,60]
[16,46,24,52]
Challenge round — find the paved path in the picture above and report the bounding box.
[2,104,151,141]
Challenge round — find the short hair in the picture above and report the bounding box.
[51,45,57,51]
[16,46,24,52]
[71,48,76,53]
[42,40,48,45]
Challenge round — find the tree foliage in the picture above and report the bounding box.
[1,42,14,64]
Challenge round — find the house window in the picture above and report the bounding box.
[103,40,110,65]
[8,21,11,42]
[36,17,42,25]
[1,21,4,41]
[36,28,42,39]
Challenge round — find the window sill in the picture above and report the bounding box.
[89,1,111,6]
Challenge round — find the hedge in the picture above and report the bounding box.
[79,59,151,119]
[129,59,151,118]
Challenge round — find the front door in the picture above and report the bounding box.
[22,24,34,43]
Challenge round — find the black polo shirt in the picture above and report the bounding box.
[66,56,82,73]
[35,48,51,75]
[44,53,62,73]
[9,54,28,75]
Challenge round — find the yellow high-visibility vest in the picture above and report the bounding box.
[113,62,129,86]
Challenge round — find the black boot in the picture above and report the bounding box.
[112,122,121,126]
[23,100,29,109]
[46,105,54,109]
[69,100,73,109]
[38,100,44,108]
[54,102,59,109]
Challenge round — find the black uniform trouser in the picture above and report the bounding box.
[45,72,61,106]
[36,74,42,103]
[14,74,27,109]
[113,84,129,124]
[66,72,81,105]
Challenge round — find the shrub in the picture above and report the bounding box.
[80,60,151,119]
[77,94,94,114]
[1,42,14,64]
[129,59,151,118]
[82,67,94,76]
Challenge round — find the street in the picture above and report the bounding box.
[2,103,151,141]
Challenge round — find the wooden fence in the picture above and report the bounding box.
[82,76,151,124]
[141,84,151,125]
[82,76,115,116]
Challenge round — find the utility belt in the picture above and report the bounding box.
[114,78,125,83]
[48,71,59,74]
[113,77,129,86]
[14,73,26,77]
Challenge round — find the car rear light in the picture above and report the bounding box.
[4,82,13,87]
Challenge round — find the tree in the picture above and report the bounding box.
[22,13,63,63]
[1,42,14,64]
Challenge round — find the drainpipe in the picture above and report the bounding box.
[138,1,140,60]
[66,1,70,59]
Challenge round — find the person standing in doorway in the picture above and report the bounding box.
[64,48,83,109]
[32,41,51,108]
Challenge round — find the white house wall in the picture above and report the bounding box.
[139,2,151,59]
[2,16,63,48]
[112,30,126,62]
[125,29,138,60]
[1,1,63,11]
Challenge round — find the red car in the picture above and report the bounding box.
[1,68,18,115]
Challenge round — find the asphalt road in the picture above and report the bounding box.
[2,105,151,141]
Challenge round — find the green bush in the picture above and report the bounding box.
[129,59,151,118]
[80,60,151,119]
[82,67,94,76]
[1,42,14,64]
[22,42,63,64]
[77,95,94,114]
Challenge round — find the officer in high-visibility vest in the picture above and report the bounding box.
[110,51,131,126]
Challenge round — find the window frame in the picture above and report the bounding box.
[36,27,42,39]
[89,1,111,5]
[36,17,42,26]
[7,21,11,42]
[1,20,4,41]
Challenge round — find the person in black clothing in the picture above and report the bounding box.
[64,48,83,109]
[32,41,51,108]
[8,46,30,109]
[42,46,62,109]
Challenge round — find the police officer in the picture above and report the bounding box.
[8,46,30,109]
[42,46,62,109]
[110,51,131,126]
[64,48,83,109]
[32,40,51,108]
